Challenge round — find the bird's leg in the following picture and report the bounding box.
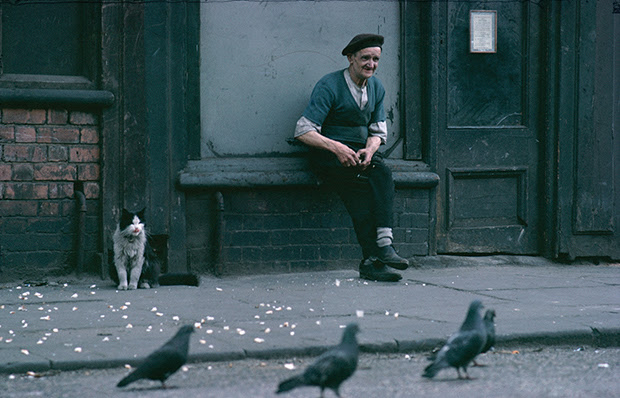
[456,368,463,379]
[463,367,475,380]
[161,382,168,389]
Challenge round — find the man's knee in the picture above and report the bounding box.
[372,163,392,181]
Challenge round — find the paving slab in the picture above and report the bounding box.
[0,256,618,374]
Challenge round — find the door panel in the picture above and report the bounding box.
[555,0,619,259]
[434,2,541,254]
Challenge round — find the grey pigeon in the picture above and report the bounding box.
[474,309,496,366]
[423,300,486,379]
[277,323,360,397]
[117,325,194,388]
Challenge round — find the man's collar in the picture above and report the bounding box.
[344,68,367,89]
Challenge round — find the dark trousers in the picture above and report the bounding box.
[309,147,395,259]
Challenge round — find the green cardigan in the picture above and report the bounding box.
[302,69,386,145]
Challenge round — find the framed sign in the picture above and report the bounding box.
[470,10,497,53]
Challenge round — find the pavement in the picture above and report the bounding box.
[0,255,619,374]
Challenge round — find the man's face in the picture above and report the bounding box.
[347,47,381,84]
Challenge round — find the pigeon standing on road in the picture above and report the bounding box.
[276,323,360,398]
[117,324,194,388]
[423,300,486,379]
[474,309,496,366]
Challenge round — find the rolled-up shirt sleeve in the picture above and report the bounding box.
[294,115,321,138]
[368,120,387,144]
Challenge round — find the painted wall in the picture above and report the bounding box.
[200,0,401,157]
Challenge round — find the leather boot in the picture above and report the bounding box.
[359,258,402,282]
[375,245,409,270]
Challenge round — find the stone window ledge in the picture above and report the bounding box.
[0,88,114,109]
[178,157,439,190]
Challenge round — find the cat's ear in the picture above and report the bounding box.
[137,207,146,220]
[120,208,133,226]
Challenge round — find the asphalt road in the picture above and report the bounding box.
[2,345,618,398]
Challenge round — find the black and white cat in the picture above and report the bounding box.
[111,208,160,290]
[109,208,199,290]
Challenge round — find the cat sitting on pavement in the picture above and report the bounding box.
[111,208,159,290]
[109,208,199,290]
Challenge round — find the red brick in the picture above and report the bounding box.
[3,182,48,200]
[70,111,97,125]
[36,128,52,143]
[80,127,99,144]
[36,127,80,144]
[34,147,47,162]
[0,218,28,233]
[15,126,36,143]
[4,183,20,199]
[36,127,54,143]
[61,201,74,216]
[48,109,68,124]
[0,125,15,141]
[34,146,46,162]
[84,182,100,199]
[78,164,100,181]
[3,109,46,124]
[11,164,34,181]
[0,164,11,180]
[70,146,100,162]
[3,145,47,162]
[49,182,74,199]
[34,164,77,181]
[0,200,38,216]
[48,145,69,162]
[3,145,29,161]
[39,202,60,216]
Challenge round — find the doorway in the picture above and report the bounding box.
[431,2,543,254]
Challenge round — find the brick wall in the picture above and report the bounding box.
[0,108,101,281]
[186,187,430,275]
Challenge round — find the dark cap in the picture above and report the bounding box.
[341,33,384,56]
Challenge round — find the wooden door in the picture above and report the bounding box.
[432,2,543,254]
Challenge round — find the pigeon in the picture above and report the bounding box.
[117,324,194,388]
[277,323,360,398]
[426,307,496,364]
[423,300,486,379]
[474,309,496,366]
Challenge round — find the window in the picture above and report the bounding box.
[0,0,100,89]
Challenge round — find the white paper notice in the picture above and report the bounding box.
[471,11,496,53]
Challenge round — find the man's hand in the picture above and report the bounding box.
[356,136,382,170]
[334,142,360,167]
[296,130,360,167]
[356,147,374,169]
[296,131,382,169]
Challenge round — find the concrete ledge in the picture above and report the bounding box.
[0,88,115,108]
[178,157,439,189]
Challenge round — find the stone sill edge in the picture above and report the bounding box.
[178,157,439,190]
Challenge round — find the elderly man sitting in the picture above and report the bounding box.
[294,33,409,282]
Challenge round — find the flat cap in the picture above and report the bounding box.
[341,33,384,56]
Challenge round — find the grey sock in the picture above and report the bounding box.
[376,227,393,248]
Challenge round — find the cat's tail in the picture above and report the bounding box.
[108,261,119,285]
[158,273,200,286]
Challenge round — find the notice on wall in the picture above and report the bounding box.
[470,10,497,53]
